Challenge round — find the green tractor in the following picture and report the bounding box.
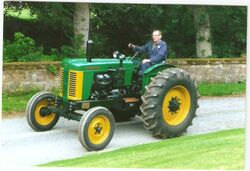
[26,44,199,151]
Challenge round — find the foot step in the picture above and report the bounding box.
[123,97,139,103]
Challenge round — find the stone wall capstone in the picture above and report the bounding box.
[2,58,246,92]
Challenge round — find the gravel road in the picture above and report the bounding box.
[0,96,246,166]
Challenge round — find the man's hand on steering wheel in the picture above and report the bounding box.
[128,43,136,49]
[128,43,140,61]
[142,59,150,64]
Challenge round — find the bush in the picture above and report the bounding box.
[3,32,87,62]
[47,64,58,75]
[59,34,86,59]
[91,33,109,58]
[3,32,44,62]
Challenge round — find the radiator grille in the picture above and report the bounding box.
[59,68,64,96]
[68,72,77,97]
[67,70,83,100]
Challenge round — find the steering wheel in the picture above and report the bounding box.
[130,52,139,61]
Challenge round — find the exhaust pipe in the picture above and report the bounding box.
[86,39,93,62]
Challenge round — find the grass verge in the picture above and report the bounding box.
[42,128,245,170]
[198,82,245,96]
[2,88,59,114]
[2,91,36,113]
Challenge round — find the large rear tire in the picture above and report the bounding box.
[78,107,115,151]
[26,92,60,131]
[140,68,200,138]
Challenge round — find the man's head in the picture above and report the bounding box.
[152,30,162,43]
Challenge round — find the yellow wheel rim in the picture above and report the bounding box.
[88,115,110,145]
[162,85,191,126]
[34,99,56,126]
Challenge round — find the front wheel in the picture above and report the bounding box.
[26,92,60,131]
[78,107,115,151]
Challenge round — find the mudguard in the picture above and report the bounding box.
[142,63,176,94]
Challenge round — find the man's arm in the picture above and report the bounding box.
[129,42,149,53]
[149,42,167,65]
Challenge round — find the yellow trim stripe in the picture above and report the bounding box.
[59,68,64,97]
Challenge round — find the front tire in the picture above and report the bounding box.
[140,68,199,138]
[78,107,115,151]
[26,92,60,131]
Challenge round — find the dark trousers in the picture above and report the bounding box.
[139,62,152,75]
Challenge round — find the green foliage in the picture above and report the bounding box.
[4,8,37,20]
[3,3,247,59]
[3,32,44,62]
[51,87,60,95]
[4,1,74,34]
[208,6,247,57]
[89,4,199,58]
[59,35,86,59]
[47,64,58,75]
[91,5,246,58]
[91,33,109,58]
[3,32,86,62]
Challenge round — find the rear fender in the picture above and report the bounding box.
[141,63,176,94]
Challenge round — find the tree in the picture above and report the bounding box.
[4,1,90,53]
[4,1,74,33]
[4,2,247,59]
[207,6,247,57]
[74,3,90,51]
[193,6,212,58]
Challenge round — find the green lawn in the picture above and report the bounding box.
[42,128,245,170]
[2,91,36,113]
[2,88,59,113]
[198,82,245,96]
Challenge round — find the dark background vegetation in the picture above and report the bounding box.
[3,2,247,62]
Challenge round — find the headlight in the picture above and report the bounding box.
[113,51,119,58]
[118,54,126,60]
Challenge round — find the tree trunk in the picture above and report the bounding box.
[193,6,212,58]
[74,3,89,52]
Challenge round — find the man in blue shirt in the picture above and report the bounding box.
[128,30,168,75]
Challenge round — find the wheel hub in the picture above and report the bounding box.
[87,115,111,145]
[39,107,51,117]
[94,123,103,134]
[168,96,181,114]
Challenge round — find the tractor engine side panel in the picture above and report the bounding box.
[59,62,136,101]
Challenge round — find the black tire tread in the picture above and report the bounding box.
[78,106,115,151]
[26,92,59,131]
[140,68,199,138]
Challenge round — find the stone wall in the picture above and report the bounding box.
[2,58,246,92]
[3,62,61,92]
[168,58,246,83]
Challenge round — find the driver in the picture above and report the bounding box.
[128,30,168,75]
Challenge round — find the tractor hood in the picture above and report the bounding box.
[61,57,136,72]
